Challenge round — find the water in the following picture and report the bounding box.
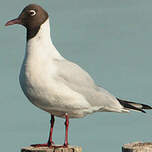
[0,0,152,152]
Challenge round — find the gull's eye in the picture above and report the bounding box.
[29,10,36,16]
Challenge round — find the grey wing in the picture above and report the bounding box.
[54,58,99,90]
[54,59,124,112]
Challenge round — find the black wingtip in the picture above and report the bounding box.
[117,98,149,113]
[141,104,152,110]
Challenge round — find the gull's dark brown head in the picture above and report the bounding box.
[5,4,49,40]
[5,4,48,29]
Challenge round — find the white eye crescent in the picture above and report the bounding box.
[29,10,36,16]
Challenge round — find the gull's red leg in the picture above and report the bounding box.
[47,115,55,146]
[64,113,69,147]
[31,115,55,147]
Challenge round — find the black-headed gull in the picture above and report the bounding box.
[5,4,152,148]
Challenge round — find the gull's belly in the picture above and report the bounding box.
[19,64,92,118]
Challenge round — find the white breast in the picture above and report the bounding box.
[19,57,91,118]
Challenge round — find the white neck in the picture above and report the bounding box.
[26,18,63,59]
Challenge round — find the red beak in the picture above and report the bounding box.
[5,18,21,26]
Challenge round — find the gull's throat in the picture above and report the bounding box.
[26,18,52,44]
